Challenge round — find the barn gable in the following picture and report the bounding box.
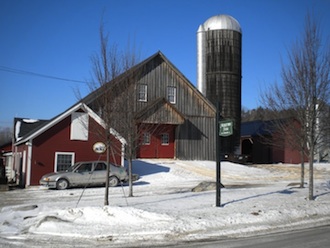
[12,103,125,187]
[83,51,217,160]
[135,97,185,125]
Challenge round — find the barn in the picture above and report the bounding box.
[83,51,217,160]
[241,120,307,164]
[12,103,125,187]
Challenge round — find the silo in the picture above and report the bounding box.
[197,14,242,155]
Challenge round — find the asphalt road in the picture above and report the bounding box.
[167,225,330,248]
[1,225,329,247]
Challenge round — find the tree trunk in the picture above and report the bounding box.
[300,163,305,188]
[308,147,314,200]
[300,152,305,188]
[128,158,133,197]
[104,145,110,205]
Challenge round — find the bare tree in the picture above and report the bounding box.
[0,127,12,146]
[88,23,122,205]
[88,22,164,201]
[261,13,330,200]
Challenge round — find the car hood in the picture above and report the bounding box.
[41,171,68,179]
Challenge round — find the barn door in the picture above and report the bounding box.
[138,124,175,159]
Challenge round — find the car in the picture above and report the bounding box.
[40,161,129,190]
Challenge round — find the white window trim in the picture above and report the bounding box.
[54,152,75,172]
[167,86,176,104]
[138,84,148,102]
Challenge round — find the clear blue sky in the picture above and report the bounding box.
[1,0,329,128]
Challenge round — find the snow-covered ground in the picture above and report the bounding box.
[0,159,330,247]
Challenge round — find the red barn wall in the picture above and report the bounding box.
[29,116,122,185]
[138,124,175,158]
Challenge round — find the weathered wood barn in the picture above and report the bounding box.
[83,51,217,160]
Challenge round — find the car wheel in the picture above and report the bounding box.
[56,179,69,190]
[109,176,119,187]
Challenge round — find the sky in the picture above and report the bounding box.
[1,0,330,128]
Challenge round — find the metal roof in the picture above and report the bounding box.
[202,14,241,33]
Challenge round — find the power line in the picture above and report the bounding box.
[0,65,88,84]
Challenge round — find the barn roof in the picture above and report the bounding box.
[14,118,50,143]
[241,120,274,137]
[14,103,125,146]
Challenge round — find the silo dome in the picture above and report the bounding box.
[201,14,241,33]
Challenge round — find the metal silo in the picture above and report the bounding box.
[197,14,242,155]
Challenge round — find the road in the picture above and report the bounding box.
[1,225,329,247]
[166,225,330,248]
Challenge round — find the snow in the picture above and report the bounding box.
[1,160,330,247]
[22,119,39,123]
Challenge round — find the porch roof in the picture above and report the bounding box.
[135,98,185,125]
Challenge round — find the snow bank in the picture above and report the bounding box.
[0,160,330,247]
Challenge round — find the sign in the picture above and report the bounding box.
[219,120,233,137]
[93,142,107,154]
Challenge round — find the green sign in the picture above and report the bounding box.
[219,120,233,137]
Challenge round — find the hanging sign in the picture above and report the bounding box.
[93,142,107,154]
[219,120,233,137]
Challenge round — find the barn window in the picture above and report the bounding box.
[138,84,148,102]
[161,133,169,145]
[71,112,88,141]
[55,152,75,172]
[142,132,150,145]
[167,86,176,104]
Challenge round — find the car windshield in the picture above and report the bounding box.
[66,163,81,172]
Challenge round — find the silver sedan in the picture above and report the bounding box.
[40,161,129,190]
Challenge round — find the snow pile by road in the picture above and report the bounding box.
[0,160,330,247]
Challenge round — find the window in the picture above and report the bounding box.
[94,162,107,171]
[55,152,74,172]
[167,86,176,104]
[71,112,89,141]
[142,132,150,145]
[138,84,148,102]
[161,133,169,145]
[76,162,92,173]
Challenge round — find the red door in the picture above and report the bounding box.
[138,124,175,158]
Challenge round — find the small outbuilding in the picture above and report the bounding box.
[241,120,306,164]
[12,103,125,187]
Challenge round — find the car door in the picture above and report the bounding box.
[69,162,93,186]
[91,162,107,185]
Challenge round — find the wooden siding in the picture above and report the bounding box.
[135,98,185,125]
[87,52,217,160]
[136,55,216,160]
[176,116,215,160]
[136,56,215,118]
[26,116,121,185]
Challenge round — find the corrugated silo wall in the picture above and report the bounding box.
[205,29,242,154]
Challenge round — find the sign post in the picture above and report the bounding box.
[216,102,221,207]
[216,106,233,207]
